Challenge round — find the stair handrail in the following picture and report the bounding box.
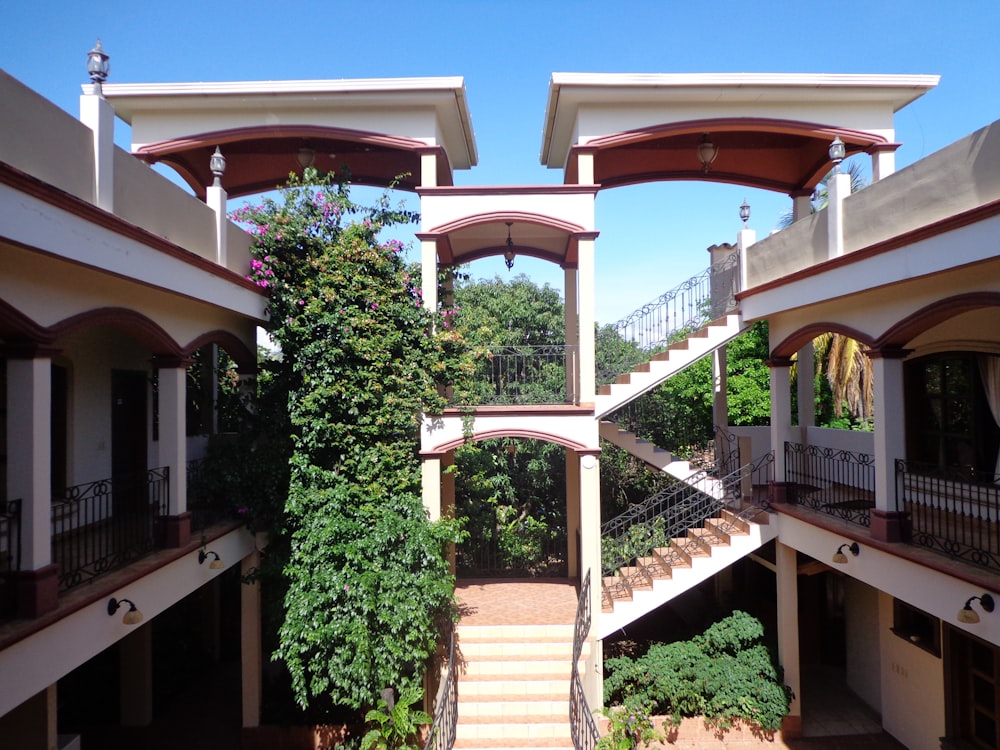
[422,627,458,750]
[601,453,773,580]
[598,252,740,385]
[570,570,600,750]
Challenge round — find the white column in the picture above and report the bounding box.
[7,354,52,571]
[797,342,815,429]
[736,228,755,293]
[577,239,596,403]
[565,450,581,578]
[79,86,115,212]
[420,239,438,317]
[120,624,154,726]
[791,192,812,222]
[712,346,728,431]
[241,547,262,729]
[869,350,909,542]
[827,171,851,258]
[576,150,595,186]
[769,358,795,496]
[207,184,229,268]
[442,451,456,574]
[579,452,603,710]
[871,147,896,182]
[775,542,802,737]
[564,267,579,404]
[421,456,442,521]
[155,363,188,517]
[420,151,438,188]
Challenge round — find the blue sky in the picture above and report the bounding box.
[4,1,999,324]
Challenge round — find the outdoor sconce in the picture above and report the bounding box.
[828,136,846,173]
[831,541,860,564]
[107,597,143,625]
[697,133,718,174]
[739,199,750,227]
[199,549,225,570]
[958,593,995,624]
[209,147,226,188]
[86,39,110,87]
[504,222,515,271]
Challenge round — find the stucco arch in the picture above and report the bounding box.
[183,330,258,375]
[771,322,876,360]
[427,427,594,456]
[569,117,892,194]
[875,292,1000,351]
[50,307,183,358]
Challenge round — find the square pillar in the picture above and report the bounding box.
[768,357,795,503]
[578,452,602,710]
[775,542,802,738]
[564,267,579,404]
[120,623,154,726]
[241,547,262,729]
[79,86,115,212]
[869,348,910,542]
[207,184,229,268]
[421,455,442,521]
[797,342,816,429]
[420,240,438,317]
[153,358,190,548]
[442,451,456,574]
[6,349,58,617]
[565,450,581,578]
[827,171,851,258]
[577,239,596,404]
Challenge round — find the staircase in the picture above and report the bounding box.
[598,420,725,490]
[597,457,775,639]
[594,313,746,418]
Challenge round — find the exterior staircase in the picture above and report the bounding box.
[599,503,775,638]
[454,622,582,750]
[594,313,746,419]
[598,420,725,492]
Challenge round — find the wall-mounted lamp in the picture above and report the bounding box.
[831,541,860,564]
[697,134,718,174]
[958,593,995,624]
[828,136,846,174]
[209,147,226,188]
[739,199,750,227]
[199,549,225,570]
[108,597,143,625]
[503,222,515,271]
[86,39,110,87]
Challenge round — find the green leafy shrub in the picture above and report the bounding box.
[598,699,663,750]
[361,686,431,750]
[604,611,791,733]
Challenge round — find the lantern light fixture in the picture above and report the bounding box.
[209,147,226,187]
[958,593,995,624]
[697,134,719,174]
[831,541,860,564]
[86,39,110,87]
[739,199,750,227]
[504,222,515,271]
[829,136,846,173]
[107,597,143,625]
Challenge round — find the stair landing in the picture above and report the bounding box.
[454,579,580,750]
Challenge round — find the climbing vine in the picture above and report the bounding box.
[231,170,469,710]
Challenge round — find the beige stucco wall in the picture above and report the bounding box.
[0,71,94,202]
[844,577,881,713]
[745,211,827,288]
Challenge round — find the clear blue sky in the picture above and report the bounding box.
[4,1,998,324]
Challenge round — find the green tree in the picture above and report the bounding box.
[231,170,466,711]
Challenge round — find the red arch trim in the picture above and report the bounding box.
[428,428,591,455]
[770,323,876,360]
[424,211,588,237]
[184,330,258,375]
[875,292,1000,350]
[50,307,182,357]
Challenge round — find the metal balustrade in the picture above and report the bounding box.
[597,252,740,385]
[459,344,578,405]
[52,467,169,590]
[785,442,875,528]
[570,570,599,750]
[0,499,21,575]
[423,627,458,750]
[600,453,773,604]
[896,459,1000,571]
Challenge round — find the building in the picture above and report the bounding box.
[1,51,998,750]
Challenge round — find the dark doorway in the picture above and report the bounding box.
[946,625,1000,749]
[51,364,68,496]
[111,370,147,515]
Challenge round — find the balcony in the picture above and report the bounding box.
[784,441,875,530]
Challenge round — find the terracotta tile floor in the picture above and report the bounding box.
[456,578,579,626]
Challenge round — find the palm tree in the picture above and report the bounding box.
[782,160,873,426]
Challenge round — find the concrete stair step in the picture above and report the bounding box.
[688,525,730,547]
[457,624,574,642]
[461,659,584,677]
[458,678,569,698]
[457,700,568,719]
[459,641,575,659]
[456,721,570,741]
[454,739,572,749]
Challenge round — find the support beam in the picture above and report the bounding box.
[242,547,262,729]
[869,348,909,542]
[775,542,802,738]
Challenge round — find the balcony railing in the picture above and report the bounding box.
[52,467,169,590]
[455,345,578,406]
[597,252,740,384]
[896,460,1000,571]
[785,442,875,529]
[0,499,21,575]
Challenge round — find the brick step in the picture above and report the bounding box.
[457,624,574,642]
[458,641,576,659]
[457,678,569,697]
[461,659,584,677]
[457,701,567,720]
[454,739,572,749]
[458,671,570,683]
[456,721,570,741]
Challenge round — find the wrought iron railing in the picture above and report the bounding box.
[423,627,458,750]
[455,344,578,406]
[570,570,599,750]
[896,459,1000,571]
[457,522,567,578]
[0,499,21,575]
[785,442,875,528]
[601,453,773,603]
[597,252,740,385]
[52,467,169,590]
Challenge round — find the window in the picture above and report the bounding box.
[906,353,1000,478]
[891,598,940,657]
[948,626,1000,749]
